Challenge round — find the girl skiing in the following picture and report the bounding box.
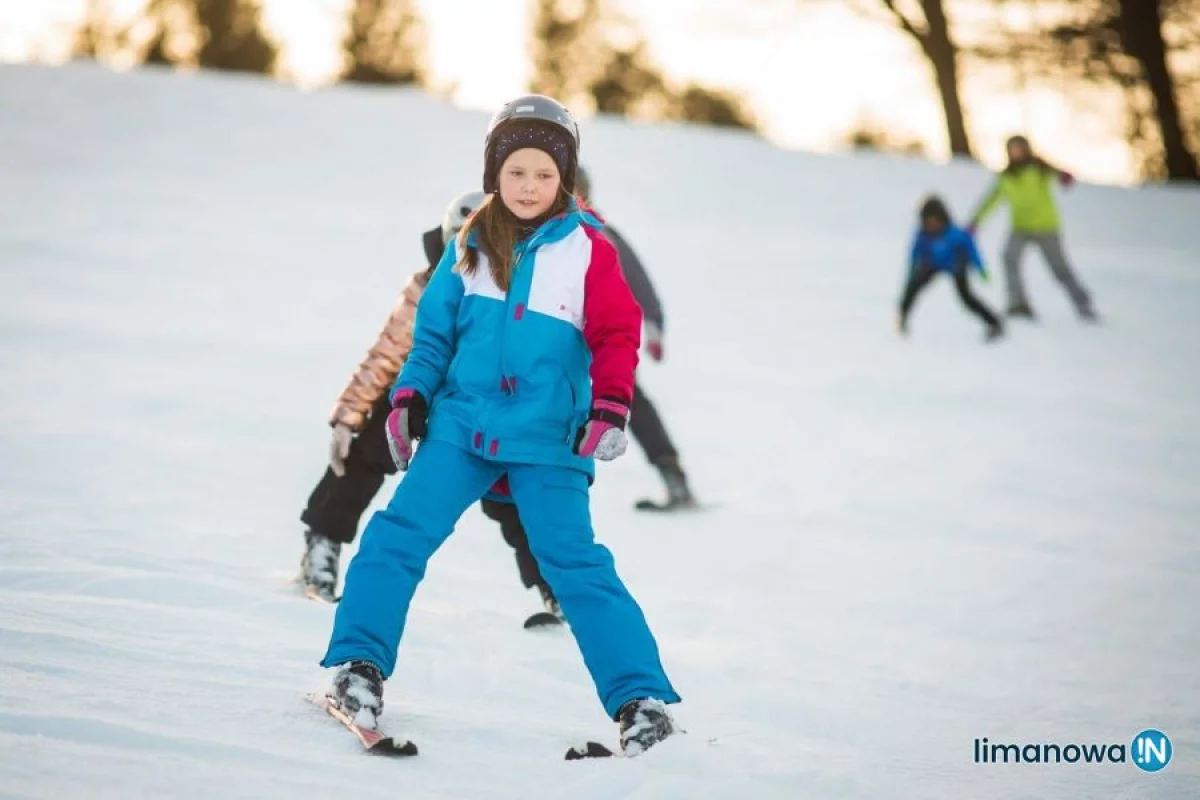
[320,95,681,756]
[967,134,1097,321]
[298,190,487,603]
[300,192,578,625]
[898,196,1004,341]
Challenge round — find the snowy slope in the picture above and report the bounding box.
[1,62,1199,799]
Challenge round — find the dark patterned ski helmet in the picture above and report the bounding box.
[483,95,580,194]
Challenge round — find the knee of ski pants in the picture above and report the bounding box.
[363,465,466,565]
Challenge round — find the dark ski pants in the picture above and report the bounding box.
[629,381,679,469]
[301,397,396,545]
[899,264,1000,328]
[481,498,544,590]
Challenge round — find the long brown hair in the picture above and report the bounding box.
[456,190,571,291]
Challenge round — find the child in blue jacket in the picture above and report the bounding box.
[898,196,1004,341]
[320,95,680,757]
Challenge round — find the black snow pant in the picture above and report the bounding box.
[899,264,1000,328]
[629,381,679,468]
[480,498,545,591]
[300,395,397,545]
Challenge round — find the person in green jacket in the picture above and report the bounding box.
[967,135,1097,321]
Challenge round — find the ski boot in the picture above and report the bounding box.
[1006,302,1036,320]
[617,698,676,756]
[984,321,1005,342]
[539,583,563,618]
[301,529,341,602]
[524,583,565,628]
[636,460,697,511]
[329,660,384,729]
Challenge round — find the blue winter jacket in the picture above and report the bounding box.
[909,224,987,277]
[392,203,642,480]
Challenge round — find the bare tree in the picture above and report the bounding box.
[341,0,425,85]
[865,0,974,157]
[529,0,611,106]
[1111,0,1197,179]
[529,0,757,131]
[71,0,134,60]
[190,0,276,75]
[971,0,1198,181]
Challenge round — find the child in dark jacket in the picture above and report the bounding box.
[898,196,1004,341]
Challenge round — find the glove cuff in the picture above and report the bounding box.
[389,386,416,408]
[591,398,630,431]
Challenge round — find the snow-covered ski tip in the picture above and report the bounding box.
[523,610,564,629]
[565,740,618,759]
[308,694,418,756]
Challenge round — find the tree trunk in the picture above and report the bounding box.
[919,0,973,157]
[1117,0,1199,180]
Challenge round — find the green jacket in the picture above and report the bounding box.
[970,162,1064,233]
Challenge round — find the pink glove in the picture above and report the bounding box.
[573,399,629,461]
[385,388,428,471]
[645,322,664,362]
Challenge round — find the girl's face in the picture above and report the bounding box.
[498,148,561,220]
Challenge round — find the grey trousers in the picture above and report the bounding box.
[1002,231,1092,312]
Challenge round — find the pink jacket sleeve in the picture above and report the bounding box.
[581,227,642,407]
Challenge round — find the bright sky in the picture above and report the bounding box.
[0,0,1135,183]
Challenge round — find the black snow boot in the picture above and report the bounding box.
[329,660,384,728]
[617,698,676,756]
[658,459,696,508]
[301,529,341,602]
[538,583,563,619]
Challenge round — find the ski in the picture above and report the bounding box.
[523,611,564,629]
[566,733,714,760]
[634,498,713,513]
[308,694,418,756]
[565,740,619,760]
